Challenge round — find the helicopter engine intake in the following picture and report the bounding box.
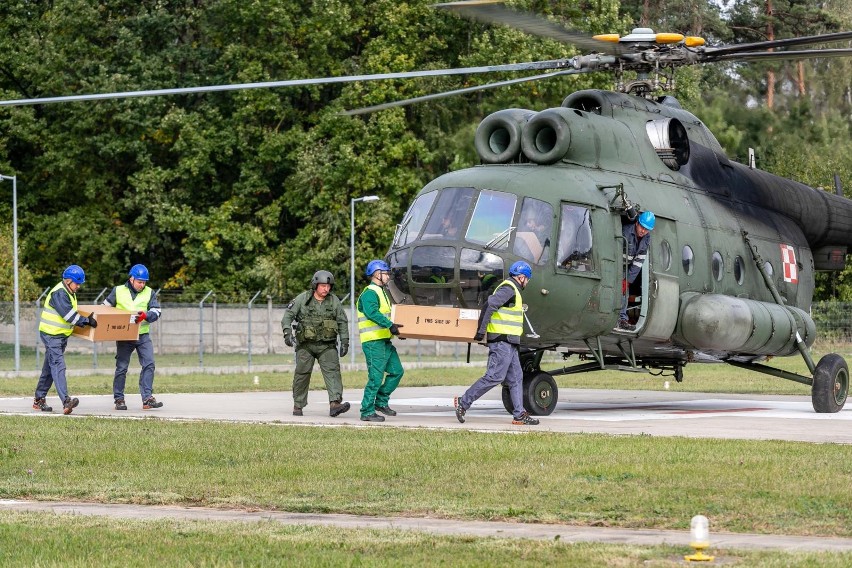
[474,108,536,164]
[676,292,816,356]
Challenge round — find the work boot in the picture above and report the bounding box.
[360,413,385,422]
[114,399,127,411]
[512,411,540,426]
[375,405,396,417]
[453,396,465,424]
[33,398,52,412]
[615,320,635,331]
[329,401,351,417]
[142,397,163,410]
[293,406,303,416]
[63,397,79,415]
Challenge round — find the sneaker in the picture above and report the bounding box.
[63,397,79,415]
[142,397,163,410]
[293,406,303,416]
[33,398,52,412]
[512,412,540,426]
[616,320,635,331]
[360,413,385,422]
[375,405,397,417]
[114,399,127,411]
[330,401,351,417]
[453,396,466,424]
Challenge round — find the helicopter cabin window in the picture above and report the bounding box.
[557,204,593,272]
[712,251,724,282]
[394,191,437,248]
[764,261,774,278]
[512,197,553,265]
[734,256,745,285]
[459,248,504,306]
[386,248,410,302]
[683,245,695,276]
[420,187,476,241]
[466,190,517,250]
[659,240,672,271]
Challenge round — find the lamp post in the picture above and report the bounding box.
[350,195,380,366]
[1,174,19,371]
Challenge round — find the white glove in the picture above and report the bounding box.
[130,314,139,324]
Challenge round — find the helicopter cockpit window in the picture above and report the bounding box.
[682,245,695,276]
[734,256,745,285]
[393,191,437,248]
[411,246,455,284]
[557,204,593,272]
[386,248,410,303]
[420,187,476,241]
[460,248,504,306]
[512,197,553,265]
[712,251,724,282]
[466,190,517,250]
[659,240,672,271]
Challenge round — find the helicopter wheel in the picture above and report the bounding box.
[812,354,849,413]
[501,372,558,416]
[501,383,513,415]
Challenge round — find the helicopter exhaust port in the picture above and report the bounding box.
[474,109,536,164]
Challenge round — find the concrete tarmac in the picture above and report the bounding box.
[3,386,852,553]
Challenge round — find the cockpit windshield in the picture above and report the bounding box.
[466,190,517,250]
[420,187,476,240]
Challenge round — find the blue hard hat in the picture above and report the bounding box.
[129,264,149,281]
[509,260,532,279]
[638,211,656,231]
[62,265,86,285]
[365,259,390,277]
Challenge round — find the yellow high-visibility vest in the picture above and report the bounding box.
[38,282,76,337]
[116,285,153,335]
[486,279,524,336]
[357,283,392,343]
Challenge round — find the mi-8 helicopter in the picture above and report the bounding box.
[1,1,850,415]
[375,1,852,416]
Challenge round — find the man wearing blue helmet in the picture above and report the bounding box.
[33,264,96,414]
[454,260,540,426]
[103,264,163,410]
[617,211,655,331]
[357,259,405,422]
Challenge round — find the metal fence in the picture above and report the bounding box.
[3,298,852,373]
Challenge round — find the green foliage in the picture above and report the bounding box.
[0,223,39,303]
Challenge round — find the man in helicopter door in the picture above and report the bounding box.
[617,211,655,331]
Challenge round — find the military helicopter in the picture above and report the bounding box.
[373,1,852,416]
[2,1,851,415]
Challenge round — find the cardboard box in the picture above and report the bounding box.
[390,304,480,343]
[71,305,140,342]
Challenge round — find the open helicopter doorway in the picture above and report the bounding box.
[631,216,680,340]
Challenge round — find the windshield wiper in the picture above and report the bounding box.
[484,226,515,250]
[392,214,413,248]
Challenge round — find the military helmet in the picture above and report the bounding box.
[311,270,334,290]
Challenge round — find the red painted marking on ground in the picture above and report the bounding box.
[670,407,770,414]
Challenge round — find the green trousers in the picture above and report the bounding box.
[360,339,404,417]
[292,341,343,409]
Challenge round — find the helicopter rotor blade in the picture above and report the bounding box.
[0,60,571,107]
[433,0,623,56]
[707,48,852,64]
[342,68,592,115]
[701,31,852,58]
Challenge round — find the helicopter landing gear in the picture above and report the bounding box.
[811,354,849,413]
[501,371,558,416]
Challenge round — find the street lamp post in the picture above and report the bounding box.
[350,195,380,366]
[1,174,19,371]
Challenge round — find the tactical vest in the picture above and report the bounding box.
[116,285,153,334]
[295,292,340,343]
[486,279,524,336]
[357,283,392,343]
[39,282,76,337]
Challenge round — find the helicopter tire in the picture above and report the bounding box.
[811,353,849,413]
[522,371,558,416]
[501,384,513,415]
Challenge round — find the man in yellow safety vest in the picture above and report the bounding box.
[103,264,163,410]
[33,265,97,414]
[357,259,405,422]
[454,261,540,426]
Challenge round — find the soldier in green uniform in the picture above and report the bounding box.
[281,270,351,417]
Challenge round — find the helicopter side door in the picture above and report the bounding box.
[639,216,680,340]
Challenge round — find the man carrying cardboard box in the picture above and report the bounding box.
[33,265,97,415]
[103,264,163,410]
